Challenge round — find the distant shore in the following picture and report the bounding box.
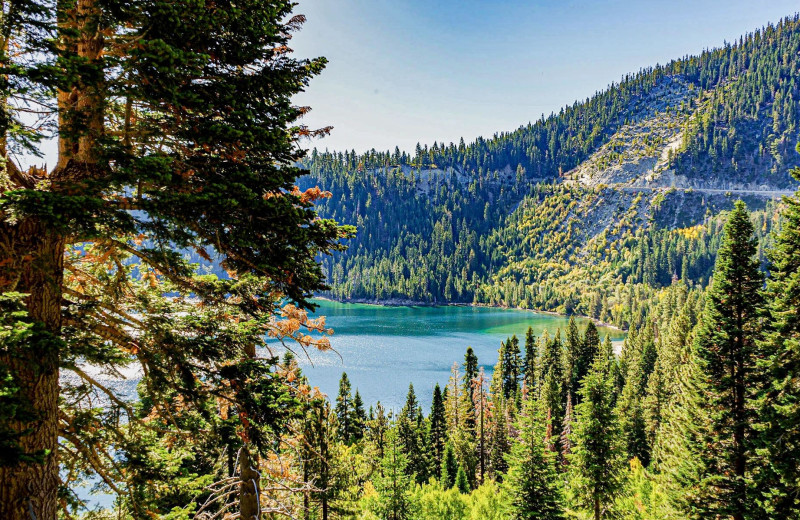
[312,295,625,332]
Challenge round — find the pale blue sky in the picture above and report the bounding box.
[290,0,799,154]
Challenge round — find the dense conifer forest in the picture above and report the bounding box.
[1,1,800,520]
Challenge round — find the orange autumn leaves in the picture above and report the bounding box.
[268,303,333,353]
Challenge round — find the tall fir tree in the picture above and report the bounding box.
[464,347,479,431]
[429,384,447,472]
[693,200,763,520]
[398,383,429,483]
[502,335,522,401]
[464,346,479,396]
[757,155,800,516]
[353,390,368,442]
[560,393,574,466]
[0,1,350,517]
[441,441,459,489]
[489,399,511,481]
[505,398,566,520]
[301,399,353,520]
[335,372,358,443]
[523,327,538,396]
[569,354,625,520]
[565,316,582,395]
[370,428,417,520]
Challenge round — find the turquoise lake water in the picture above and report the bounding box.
[272,300,625,411]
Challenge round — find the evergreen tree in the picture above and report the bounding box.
[301,399,353,520]
[758,157,800,516]
[464,347,479,397]
[502,335,522,401]
[693,200,763,520]
[455,465,470,494]
[540,331,566,449]
[335,372,357,443]
[368,402,390,462]
[371,428,417,520]
[616,361,650,466]
[561,393,574,466]
[505,398,566,520]
[523,327,538,395]
[445,362,473,435]
[353,390,368,442]
[398,383,428,483]
[464,347,479,431]
[569,355,625,520]
[429,384,447,471]
[0,1,350,516]
[489,400,511,480]
[441,442,459,489]
[473,367,491,484]
[575,323,601,397]
[650,355,708,519]
[565,317,582,394]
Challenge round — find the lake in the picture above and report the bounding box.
[271,300,625,412]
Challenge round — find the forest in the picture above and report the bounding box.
[0,1,799,520]
[305,16,800,328]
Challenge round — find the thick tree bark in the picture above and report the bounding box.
[0,0,103,515]
[239,446,261,520]
[0,220,64,520]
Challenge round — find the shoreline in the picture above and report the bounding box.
[312,295,626,332]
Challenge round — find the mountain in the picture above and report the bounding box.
[303,15,800,328]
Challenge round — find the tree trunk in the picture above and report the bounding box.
[594,496,600,520]
[0,221,64,520]
[238,445,261,520]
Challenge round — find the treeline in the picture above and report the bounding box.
[305,16,800,319]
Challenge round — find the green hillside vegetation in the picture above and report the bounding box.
[307,16,800,327]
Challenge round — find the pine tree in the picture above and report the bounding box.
[523,327,538,395]
[429,384,447,471]
[368,402,390,462]
[569,354,625,520]
[464,347,479,431]
[616,360,650,466]
[441,441,459,489]
[650,355,708,519]
[560,393,574,466]
[505,398,566,520]
[0,2,349,516]
[464,347,479,397]
[757,158,800,516]
[489,399,511,480]
[398,383,428,483]
[445,362,473,436]
[575,323,601,399]
[503,335,522,401]
[353,390,368,442]
[371,428,417,520]
[693,200,763,520]
[301,399,353,520]
[472,367,490,484]
[565,317,582,394]
[455,465,470,494]
[336,372,357,443]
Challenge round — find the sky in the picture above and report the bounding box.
[290,0,800,155]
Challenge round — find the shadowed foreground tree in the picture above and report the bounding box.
[0,1,351,518]
[758,154,800,516]
[693,201,763,520]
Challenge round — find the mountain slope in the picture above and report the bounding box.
[304,15,800,327]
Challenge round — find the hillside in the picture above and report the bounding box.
[304,16,800,327]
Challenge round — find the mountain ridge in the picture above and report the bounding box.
[304,15,800,327]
